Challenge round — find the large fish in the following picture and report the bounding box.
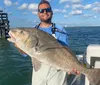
[8,28,100,85]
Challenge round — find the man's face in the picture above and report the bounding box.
[38,3,53,23]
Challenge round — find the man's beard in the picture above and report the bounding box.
[40,17,52,23]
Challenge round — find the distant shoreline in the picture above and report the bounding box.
[64,26,100,28]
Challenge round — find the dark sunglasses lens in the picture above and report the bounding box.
[38,8,51,13]
[46,8,51,12]
[39,9,44,13]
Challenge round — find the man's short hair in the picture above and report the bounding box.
[38,0,52,9]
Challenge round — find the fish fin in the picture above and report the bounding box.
[31,57,41,72]
[86,69,100,85]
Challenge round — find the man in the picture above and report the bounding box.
[32,1,68,84]
[14,0,80,85]
[32,1,80,85]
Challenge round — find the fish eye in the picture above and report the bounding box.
[20,30,24,34]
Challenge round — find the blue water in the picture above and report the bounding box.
[66,26,100,54]
[0,26,100,85]
[0,39,32,85]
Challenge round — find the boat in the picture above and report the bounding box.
[69,44,100,85]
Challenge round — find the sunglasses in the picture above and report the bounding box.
[38,7,52,13]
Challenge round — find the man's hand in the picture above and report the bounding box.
[68,68,80,75]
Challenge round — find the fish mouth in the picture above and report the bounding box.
[7,31,16,43]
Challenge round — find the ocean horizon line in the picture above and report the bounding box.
[9,25,100,29]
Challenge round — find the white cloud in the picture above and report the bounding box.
[94,16,97,19]
[18,3,38,15]
[46,0,52,1]
[71,0,81,3]
[32,11,38,15]
[84,4,92,9]
[72,4,84,9]
[28,3,38,11]
[62,9,67,13]
[83,14,97,19]
[59,0,69,4]
[53,9,67,13]
[53,9,61,12]
[70,10,82,15]
[92,7,100,13]
[22,12,28,15]
[18,3,28,10]
[59,0,81,4]
[13,2,19,5]
[4,0,12,6]
[93,2,100,7]
[28,3,38,15]
[64,5,70,8]
[18,3,38,12]
[83,14,92,17]
[64,15,68,18]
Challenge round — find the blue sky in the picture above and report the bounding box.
[0,0,100,27]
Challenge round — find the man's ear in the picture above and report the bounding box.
[52,11,53,15]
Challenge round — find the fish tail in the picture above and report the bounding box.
[86,69,100,85]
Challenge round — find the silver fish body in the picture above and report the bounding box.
[8,28,100,85]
